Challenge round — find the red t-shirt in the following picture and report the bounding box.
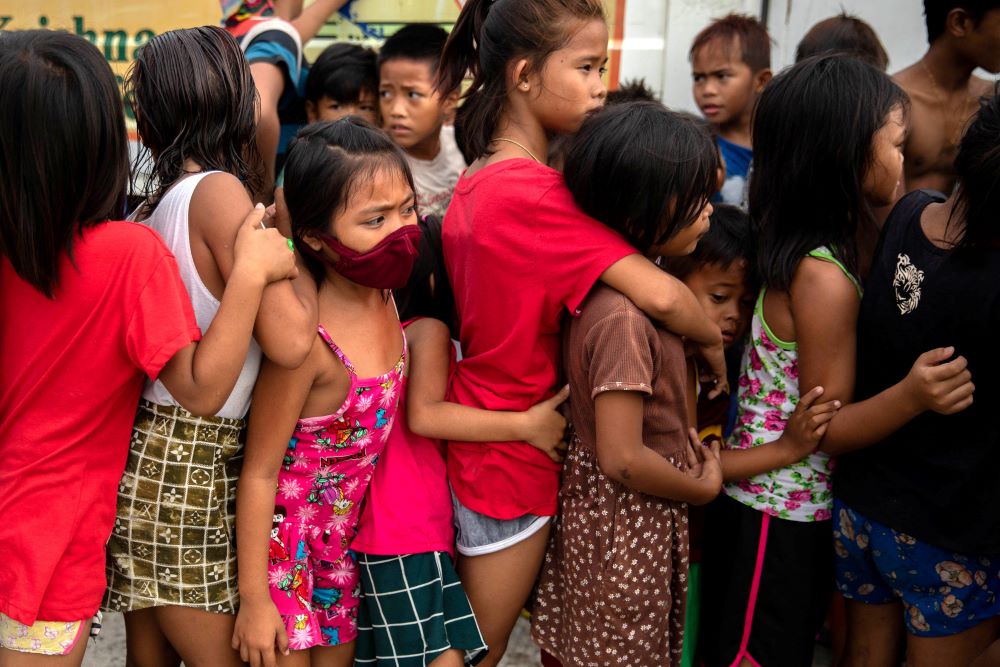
[443,159,636,519]
[0,222,201,625]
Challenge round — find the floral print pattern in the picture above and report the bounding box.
[724,248,857,522]
[267,325,405,649]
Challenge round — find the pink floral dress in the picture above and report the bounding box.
[267,324,404,649]
[725,247,860,522]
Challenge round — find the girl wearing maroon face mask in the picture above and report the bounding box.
[233,118,421,665]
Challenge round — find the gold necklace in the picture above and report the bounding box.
[920,59,975,148]
[492,137,542,163]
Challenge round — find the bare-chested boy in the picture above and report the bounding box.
[895,0,1000,194]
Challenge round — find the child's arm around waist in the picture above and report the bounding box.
[193,172,318,370]
[232,347,319,666]
[785,259,972,456]
[405,318,569,462]
[595,391,722,505]
[158,205,297,416]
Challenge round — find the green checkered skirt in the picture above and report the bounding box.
[103,400,244,613]
[355,552,488,666]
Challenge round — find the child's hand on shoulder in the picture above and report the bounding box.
[902,346,975,415]
[780,386,841,462]
[232,597,289,667]
[234,203,299,285]
[685,428,723,505]
[521,385,570,463]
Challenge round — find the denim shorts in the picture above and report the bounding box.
[451,488,550,557]
[834,498,1000,637]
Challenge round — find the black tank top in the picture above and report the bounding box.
[835,189,1000,554]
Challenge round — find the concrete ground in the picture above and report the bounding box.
[83,612,832,666]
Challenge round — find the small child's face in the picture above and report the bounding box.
[691,37,762,129]
[379,58,451,159]
[306,92,378,126]
[862,105,906,207]
[683,260,750,348]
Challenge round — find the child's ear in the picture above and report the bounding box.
[948,8,975,38]
[300,230,326,254]
[441,90,460,121]
[509,58,533,93]
[305,100,317,124]
[753,68,773,94]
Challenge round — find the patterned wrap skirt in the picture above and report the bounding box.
[104,400,244,613]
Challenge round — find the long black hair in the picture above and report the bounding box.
[750,55,908,290]
[951,83,1000,252]
[0,30,129,297]
[564,101,719,257]
[127,26,261,212]
[283,117,415,284]
[435,0,605,161]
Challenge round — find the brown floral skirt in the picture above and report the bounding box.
[532,441,690,666]
[103,400,244,614]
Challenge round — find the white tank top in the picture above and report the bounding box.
[131,171,262,419]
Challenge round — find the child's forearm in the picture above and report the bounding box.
[236,475,281,605]
[601,443,717,505]
[819,381,921,456]
[721,439,803,482]
[289,0,349,44]
[408,399,530,443]
[600,255,722,346]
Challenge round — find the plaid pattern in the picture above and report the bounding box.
[104,400,244,613]
[355,552,488,666]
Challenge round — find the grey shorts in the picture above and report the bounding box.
[451,488,551,557]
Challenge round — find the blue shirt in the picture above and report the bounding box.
[715,136,753,206]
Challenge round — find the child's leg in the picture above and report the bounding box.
[457,523,551,667]
[838,599,903,667]
[150,607,243,667]
[0,620,90,667]
[123,609,181,667]
[907,617,1000,667]
[427,649,465,667]
[308,641,354,667]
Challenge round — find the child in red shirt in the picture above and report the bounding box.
[0,30,295,664]
[434,1,727,663]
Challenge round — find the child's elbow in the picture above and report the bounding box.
[597,447,636,486]
[178,393,227,418]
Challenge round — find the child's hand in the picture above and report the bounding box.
[696,340,728,399]
[685,428,723,505]
[779,386,841,462]
[903,347,975,415]
[522,385,570,463]
[234,203,299,285]
[232,599,289,667]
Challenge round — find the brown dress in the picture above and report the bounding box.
[532,286,691,666]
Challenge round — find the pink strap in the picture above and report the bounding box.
[316,325,356,375]
[728,512,770,667]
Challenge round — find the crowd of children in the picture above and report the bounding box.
[3,0,1000,666]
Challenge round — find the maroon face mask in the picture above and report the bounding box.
[300,224,422,289]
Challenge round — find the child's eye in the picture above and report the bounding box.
[379,90,392,99]
[599,66,608,76]
[364,215,385,227]
[408,91,423,99]
[711,294,728,304]
[402,205,416,217]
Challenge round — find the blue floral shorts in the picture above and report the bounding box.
[833,498,1000,637]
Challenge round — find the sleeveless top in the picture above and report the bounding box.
[132,172,262,419]
[273,324,406,558]
[724,246,861,522]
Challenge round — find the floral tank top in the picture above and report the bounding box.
[724,247,861,522]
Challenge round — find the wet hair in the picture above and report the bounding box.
[306,43,377,105]
[951,83,1000,252]
[127,26,261,213]
[689,13,771,73]
[378,23,449,75]
[924,0,1000,43]
[564,101,719,257]
[664,204,753,281]
[795,13,889,70]
[0,30,129,297]
[436,0,606,161]
[283,117,415,284]
[607,78,658,105]
[750,55,908,290]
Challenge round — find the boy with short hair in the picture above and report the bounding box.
[690,14,772,205]
[895,0,1000,195]
[304,43,378,126]
[378,24,466,219]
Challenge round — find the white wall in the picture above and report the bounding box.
[618,0,930,114]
